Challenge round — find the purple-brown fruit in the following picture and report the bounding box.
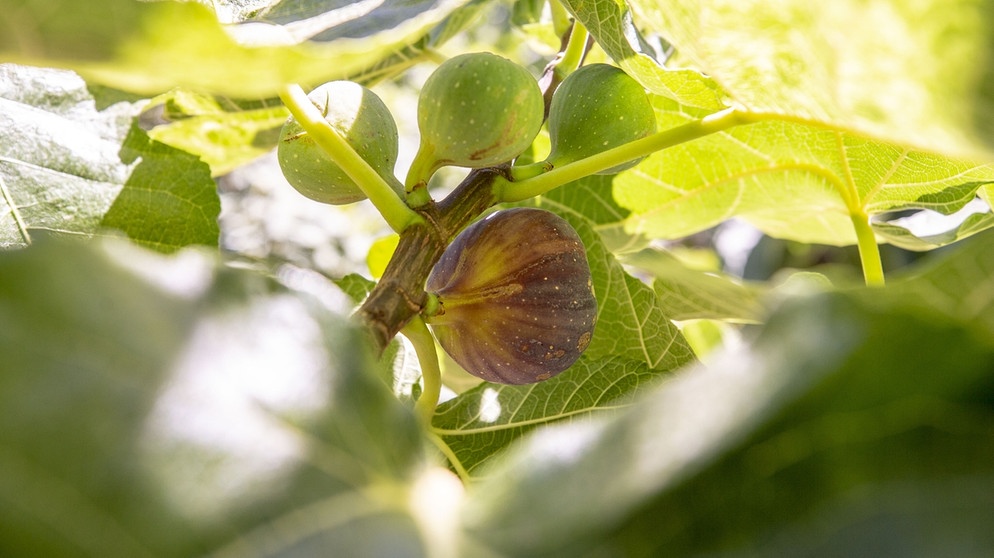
[425,208,597,384]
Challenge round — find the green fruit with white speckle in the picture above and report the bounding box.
[406,52,544,189]
[278,81,401,205]
[546,64,657,174]
[425,208,597,385]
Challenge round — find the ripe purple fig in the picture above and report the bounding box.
[425,208,597,384]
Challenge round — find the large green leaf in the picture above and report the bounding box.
[0,235,434,557]
[461,229,994,557]
[0,0,480,97]
[0,65,218,252]
[619,0,994,158]
[555,0,994,248]
[614,97,994,246]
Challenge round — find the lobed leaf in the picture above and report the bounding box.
[872,210,994,252]
[622,0,994,158]
[615,98,994,246]
[100,123,220,252]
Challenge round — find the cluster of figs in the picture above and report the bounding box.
[277,52,657,384]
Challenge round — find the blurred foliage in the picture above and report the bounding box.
[2,0,994,556]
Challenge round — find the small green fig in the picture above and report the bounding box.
[406,52,545,189]
[425,208,597,384]
[546,64,657,174]
[278,81,401,205]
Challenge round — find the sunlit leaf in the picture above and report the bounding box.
[560,0,727,110]
[873,209,994,251]
[621,0,994,157]
[367,233,400,279]
[145,90,288,176]
[614,97,994,246]
[0,0,476,97]
[100,123,220,252]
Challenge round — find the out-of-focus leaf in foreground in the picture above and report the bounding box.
[0,0,477,97]
[461,229,994,557]
[0,235,435,557]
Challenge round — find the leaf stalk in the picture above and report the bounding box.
[496,107,746,202]
[850,210,886,286]
[402,316,443,424]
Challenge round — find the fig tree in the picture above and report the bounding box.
[546,63,657,174]
[425,207,597,384]
[406,52,545,189]
[278,81,401,205]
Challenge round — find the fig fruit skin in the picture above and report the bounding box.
[546,64,657,175]
[408,52,545,187]
[278,81,401,205]
[426,207,597,385]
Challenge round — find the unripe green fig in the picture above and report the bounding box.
[406,52,545,189]
[546,64,657,174]
[278,81,401,205]
[425,208,597,384]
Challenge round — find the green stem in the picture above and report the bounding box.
[850,210,885,286]
[0,173,30,245]
[549,0,572,37]
[426,431,471,483]
[278,84,423,233]
[401,316,443,425]
[421,47,449,65]
[556,20,589,78]
[497,107,746,202]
